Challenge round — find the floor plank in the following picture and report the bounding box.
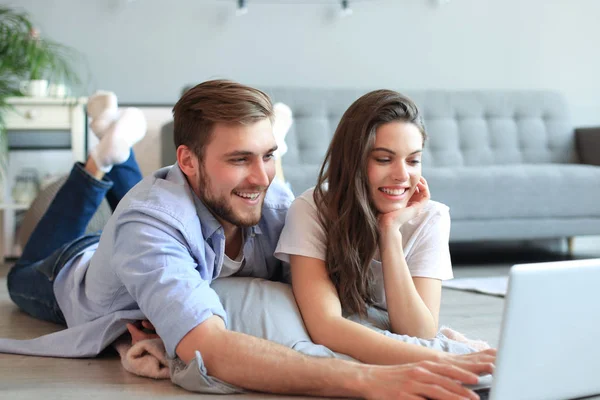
[1,237,599,398]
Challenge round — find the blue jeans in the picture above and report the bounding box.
[6,151,142,325]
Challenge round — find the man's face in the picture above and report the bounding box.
[196,119,277,229]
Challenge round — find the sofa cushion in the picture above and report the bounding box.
[427,164,600,220]
[409,91,575,168]
[282,164,321,195]
[258,89,576,195]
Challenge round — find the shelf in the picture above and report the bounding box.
[0,203,30,211]
[9,146,72,151]
[6,96,87,106]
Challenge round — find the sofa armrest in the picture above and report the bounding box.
[575,127,600,166]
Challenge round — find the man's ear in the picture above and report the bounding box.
[177,145,199,178]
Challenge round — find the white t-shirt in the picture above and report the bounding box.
[218,232,245,278]
[219,252,244,278]
[274,187,453,309]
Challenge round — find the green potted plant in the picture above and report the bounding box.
[0,5,84,183]
[23,27,83,95]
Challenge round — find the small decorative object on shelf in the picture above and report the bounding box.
[12,168,39,206]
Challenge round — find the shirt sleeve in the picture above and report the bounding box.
[405,206,454,281]
[274,197,327,263]
[113,216,227,358]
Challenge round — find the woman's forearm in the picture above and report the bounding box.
[310,315,442,365]
[379,230,438,338]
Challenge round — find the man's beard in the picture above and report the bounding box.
[197,167,264,228]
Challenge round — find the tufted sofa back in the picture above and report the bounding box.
[260,88,575,194]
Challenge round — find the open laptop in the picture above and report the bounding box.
[471,258,600,400]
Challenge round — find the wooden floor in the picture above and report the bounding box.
[1,237,599,399]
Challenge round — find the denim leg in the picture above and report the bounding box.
[7,232,101,325]
[8,154,140,325]
[7,258,66,325]
[18,163,112,265]
[104,150,143,211]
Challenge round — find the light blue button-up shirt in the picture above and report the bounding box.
[0,164,293,358]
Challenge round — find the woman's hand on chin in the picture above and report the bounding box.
[378,177,431,232]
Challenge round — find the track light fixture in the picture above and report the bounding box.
[339,0,353,18]
[236,0,248,16]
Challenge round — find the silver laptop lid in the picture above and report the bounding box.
[491,258,600,400]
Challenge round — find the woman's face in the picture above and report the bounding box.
[366,121,423,214]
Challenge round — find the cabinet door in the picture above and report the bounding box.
[4,104,72,130]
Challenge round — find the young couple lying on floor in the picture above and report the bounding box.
[1,79,495,400]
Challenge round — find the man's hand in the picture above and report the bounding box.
[126,320,159,345]
[378,177,431,232]
[359,348,495,399]
[439,348,497,375]
[360,359,488,400]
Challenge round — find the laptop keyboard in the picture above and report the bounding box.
[475,387,491,400]
[425,387,490,400]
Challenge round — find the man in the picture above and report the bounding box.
[3,80,493,399]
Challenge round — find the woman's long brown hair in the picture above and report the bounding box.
[313,90,426,316]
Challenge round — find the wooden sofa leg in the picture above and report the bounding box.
[275,157,285,183]
[567,237,575,254]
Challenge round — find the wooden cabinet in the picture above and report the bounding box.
[1,96,87,260]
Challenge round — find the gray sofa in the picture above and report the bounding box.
[157,89,599,243]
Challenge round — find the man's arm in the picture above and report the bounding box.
[113,218,228,358]
[177,316,492,399]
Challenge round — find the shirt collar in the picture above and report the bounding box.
[192,194,223,240]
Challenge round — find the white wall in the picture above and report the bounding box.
[9,0,600,126]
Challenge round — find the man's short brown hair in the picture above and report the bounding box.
[172,79,274,160]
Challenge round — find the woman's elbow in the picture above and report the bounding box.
[391,320,438,340]
[418,329,438,340]
[414,323,439,340]
[304,316,341,347]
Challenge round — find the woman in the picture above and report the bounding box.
[275,89,494,366]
